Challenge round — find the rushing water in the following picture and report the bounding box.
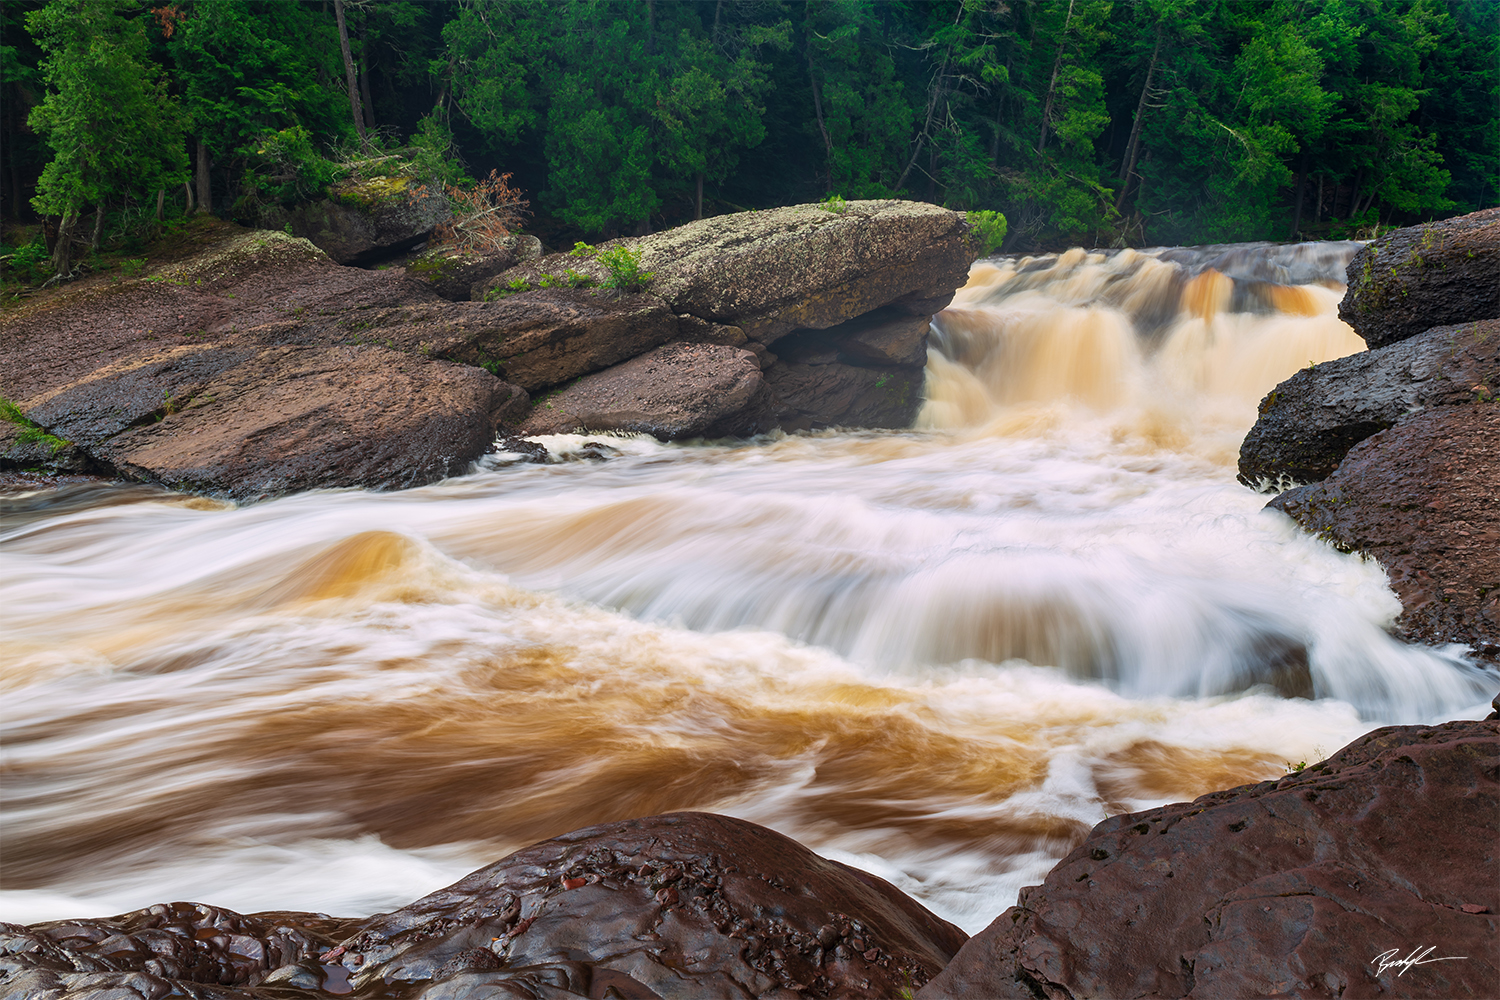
[2,243,1495,935]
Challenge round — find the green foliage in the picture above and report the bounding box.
[0,395,71,453]
[239,126,345,207]
[27,0,188,220]
[571,240,652,292]
[5,0,1495,251]
[1,236,52,285]
[966,211,1008,255]
[409,112,472,188]
[818,193,848,214]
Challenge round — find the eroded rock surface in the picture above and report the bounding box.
[1270,403,1500,656]
[519,342,775,439]
[920,720,1500,1000]
[4,813,968,1000]
[0,901,353,998]
[1340,207,1500,348]
[1238,318,1500,488]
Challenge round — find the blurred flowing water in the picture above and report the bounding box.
[3,242,1494,934]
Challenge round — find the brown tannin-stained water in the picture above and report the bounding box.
[2,243,1495,933]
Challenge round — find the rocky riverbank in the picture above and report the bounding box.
[0,200,974,501]
[1239,208,1500,657]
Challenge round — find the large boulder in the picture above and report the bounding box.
[920,720,1500,1000]
[3,813,968,1000]
[261,173,453,265]
[519,341,775,439]
[1339,207,1500,348]
[1269,403,1500,657]
[1238,318,1500,489]
[489,200,973,348]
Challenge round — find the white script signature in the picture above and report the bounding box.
[1372,946,1468,977]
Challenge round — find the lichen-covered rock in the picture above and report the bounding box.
[262,174,453,265]
[919,721,1500,1000]
[1339,208,1500,349]
[1238,318,1500,489]
[495,200,975,347]
[1269,403,1500,657]
[518,341,774,439]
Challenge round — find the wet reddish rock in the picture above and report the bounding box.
[1238,319,1500,489]
[1270,403,1499,657]
[1340,208,1500,349]
[519,341,775,439]
[336,812,967,1000]
[0,901,352,996]
[920,720,1500,1000]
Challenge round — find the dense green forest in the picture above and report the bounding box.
[2,0,1496,265]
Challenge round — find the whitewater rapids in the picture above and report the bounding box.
[2,242,1494,934]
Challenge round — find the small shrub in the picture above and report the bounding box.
[570,241,653,292]
[1,237,53,286]
[239,125,346,209]
[119,258,148,277]
[966,210,1008,256]
[819,192,847,214]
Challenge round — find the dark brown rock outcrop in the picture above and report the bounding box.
[519,341,775,439]
[260,173,453,265]
[3,813,968,1000]
[920,720,1500,1000]
[1340,207,1500,348]
[1270,403,1500,656]
[1238,318,1500,489]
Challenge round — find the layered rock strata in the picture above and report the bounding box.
[2,202,974,499]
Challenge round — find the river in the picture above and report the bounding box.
[2,242,1494,935]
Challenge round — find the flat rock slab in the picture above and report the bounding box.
[1269,403,1500,656]
[1238,318,1500,488]
[519,341,774,439]
[36,344,523,502]
[920,720,1500,1000]
[1340,208,1500,349]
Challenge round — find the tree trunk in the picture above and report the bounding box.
[358,22,376,131]
[1313,173,1323,224]
[51,209,79,276]
[1037,0,1077,156]
[806,43,834,191]
[334,0,367,143]
[195,140,212,214]
[156,188,166,222]
[184,180,195,215]
[1289,154,1307,239]
[695,172,704,220]
[1347,168,1363,220]
[90,203,105,250]
[1115,24,1162,212]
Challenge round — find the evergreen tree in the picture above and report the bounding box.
[27,0,187,274]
